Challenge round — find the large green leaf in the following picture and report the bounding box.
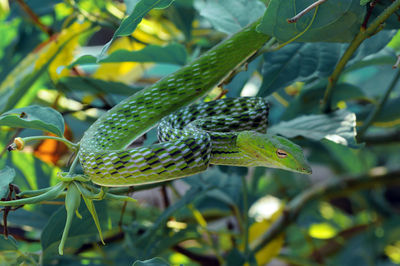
[0,167,15,199]
[258,0,365,43]
[269,109,358,147]
[100,0,175,58]
[258,30,395,96]
[194,0,266,34]
[72,43,187,67]
[0,105,65,137]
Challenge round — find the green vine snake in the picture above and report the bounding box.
[0,17,313,255]
[78,19,312,186]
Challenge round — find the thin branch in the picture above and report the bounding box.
[15,0,53,36]
[250,168,400,254]
[321,0,400,113]
[161,185,170,209]
[287,0,328,23]
[357,68,400,139]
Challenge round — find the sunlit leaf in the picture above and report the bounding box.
[385,241,400,264]
[244,199,284,265]
[0,105,65,137]
[308,222,338,239]
[94,37,150,83]
[100,0,175,58]
[0,21,92,113]
[45,22,91,81]
[270,109,358,147]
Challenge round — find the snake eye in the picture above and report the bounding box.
[276,149,288,158]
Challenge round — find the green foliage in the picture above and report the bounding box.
[259,0,365,43]
[0,167,15,198]
[0,106,65,137]
[72,43,188,67]
[270,109,358,147]
[0,0,399,265]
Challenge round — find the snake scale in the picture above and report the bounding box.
[79,19,312,187]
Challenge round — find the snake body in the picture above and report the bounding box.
[79,20,311,187]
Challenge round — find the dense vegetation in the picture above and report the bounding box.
[0,0,400,265]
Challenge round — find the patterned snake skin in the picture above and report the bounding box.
[79,20,271,186]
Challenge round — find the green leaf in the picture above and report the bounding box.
[194,0,266,34]
[132,257,169,266]
[258,0,365,43]
[58,76,143,95]
[322,141,376,174]
[0,235,18,251]
[269,109,358,147]
[360,0,372,5]
[258,30,395,96]
[0,105,65,137]
[71,43,187,67]
[99,0,175,58]
[0,167,15,199]
[282,82,368,120]
[357,96,400,126]
[81,196,104,245]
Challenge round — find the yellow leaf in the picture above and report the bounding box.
[308,222,338,239]
[93,17,183,84]
[35,21,91,81]
[134,18,183,44]
[242,196,285,265]
[93,37,151,83]
[385,241,400,264]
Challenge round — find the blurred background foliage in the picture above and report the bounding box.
[0,0,399,265]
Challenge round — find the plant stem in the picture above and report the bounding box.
[287,0,328,23]
[68,152,81,175]
[22,136,78,150]
[241,175,250,262]
[249,168,400,254]
[357,68,400,139]
[321,0,400,113]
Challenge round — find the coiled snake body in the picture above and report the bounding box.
[79,20,311,187]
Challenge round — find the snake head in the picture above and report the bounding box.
[237,132,312,174]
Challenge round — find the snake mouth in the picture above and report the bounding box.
[297,166,312,175]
